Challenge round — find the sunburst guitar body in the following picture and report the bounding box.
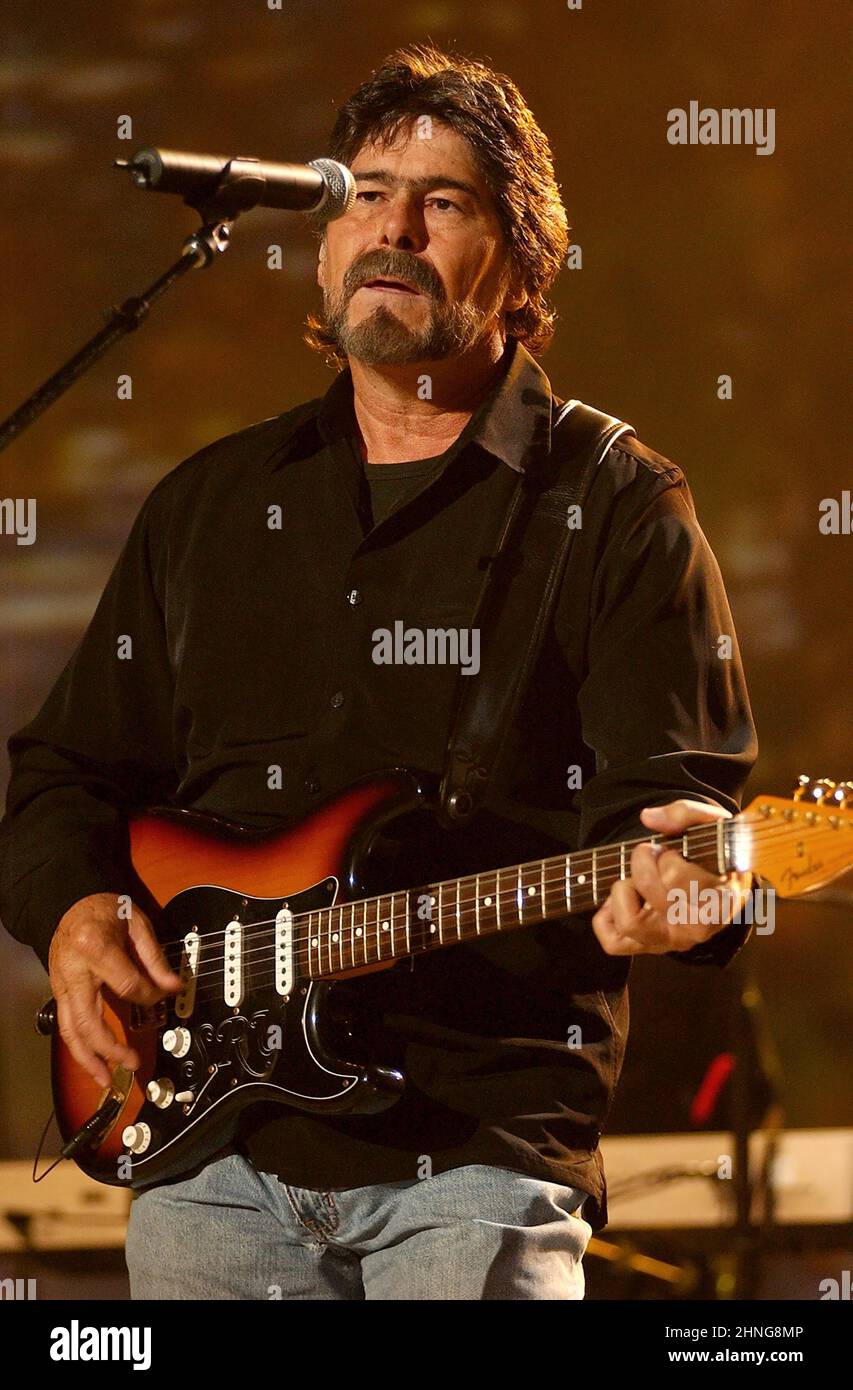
[42,771,853,1187]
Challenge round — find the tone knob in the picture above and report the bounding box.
[161,1026,191,1058]
[146,1077,175,1109]
[122,1122,152,1154]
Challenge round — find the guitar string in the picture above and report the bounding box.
[176,838,847,1009]
[152,819,847,996]
[157,819,737,970]
[159,817,841,984]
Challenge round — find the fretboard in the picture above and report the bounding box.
[292,818,735,980]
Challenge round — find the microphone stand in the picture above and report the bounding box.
[0,163,272,454]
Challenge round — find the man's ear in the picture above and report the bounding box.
[317,236,327,291]
[501,272,528,315]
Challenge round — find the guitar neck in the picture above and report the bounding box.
[296,817,737,980]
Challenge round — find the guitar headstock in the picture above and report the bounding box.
[739,776,853,898]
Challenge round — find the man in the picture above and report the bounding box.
[0,43,756,1300]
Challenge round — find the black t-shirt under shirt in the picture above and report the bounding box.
[362,454,447,527]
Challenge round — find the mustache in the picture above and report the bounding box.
[342,251,444,302]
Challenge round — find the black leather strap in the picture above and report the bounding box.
[438,398,635,826]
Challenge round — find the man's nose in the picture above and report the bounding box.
[375,194,428,254]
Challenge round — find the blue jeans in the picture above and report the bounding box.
[126,1150,593,1300]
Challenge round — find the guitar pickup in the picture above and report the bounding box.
[274,905,294,998]
[224,919,244,1007]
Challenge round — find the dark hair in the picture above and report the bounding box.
[305,41,570,367]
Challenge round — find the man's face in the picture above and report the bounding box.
[317,119,524,366]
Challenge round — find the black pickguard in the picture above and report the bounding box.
[125,877,404,1187]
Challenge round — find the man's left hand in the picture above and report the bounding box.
[591,800,752,956]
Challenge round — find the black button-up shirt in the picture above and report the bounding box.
[0,339,757,1229]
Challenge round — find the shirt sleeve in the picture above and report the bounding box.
[0,485,178,972]
[568,473,759,968]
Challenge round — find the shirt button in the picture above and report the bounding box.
[329,690,345,709]
[346,588,362,606]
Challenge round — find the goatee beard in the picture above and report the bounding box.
[322,290,493,367]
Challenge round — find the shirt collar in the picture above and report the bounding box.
[268,338,557,476]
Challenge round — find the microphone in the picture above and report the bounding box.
[114,146,356,222]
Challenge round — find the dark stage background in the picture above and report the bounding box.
[0,0,850,1298]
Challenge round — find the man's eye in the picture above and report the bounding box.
[356,190,383,203]
[427,198,458,212]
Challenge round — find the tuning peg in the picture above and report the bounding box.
[812,778,837,803]
[793,775,812,802]
[831,781,853,809]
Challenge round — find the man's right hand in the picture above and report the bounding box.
[49,893,182,1088]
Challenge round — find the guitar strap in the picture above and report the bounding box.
[438,397,635,827]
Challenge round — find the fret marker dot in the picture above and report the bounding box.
[311,938,318,948]
[527,886,536,895]
[484,896,492,906]
[382,921,390,932]
[332,933,339,943]
[429,924,437,933]
[577,874,586,884]
[355,927,363,938]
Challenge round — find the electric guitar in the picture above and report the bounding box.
[40,771,853,1187]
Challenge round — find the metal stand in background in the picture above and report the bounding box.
[719,958,785,1299]
[589,961,782,1300]
[0,163,272,455]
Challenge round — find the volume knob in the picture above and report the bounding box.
[146,1077,175,1108]
[122,1122,152,1154]
[161,1026,191,1058]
